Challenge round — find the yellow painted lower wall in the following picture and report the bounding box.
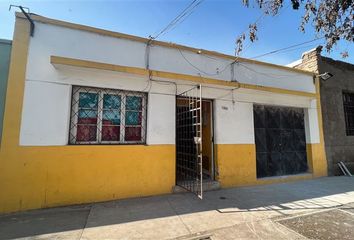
[216,144,257,187]
[0,145,175,213]
[216,143,327,188]
[0,143,327,214]
[307,143,327,177]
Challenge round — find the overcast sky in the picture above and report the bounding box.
[1,0,353,65]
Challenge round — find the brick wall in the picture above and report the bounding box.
[293,46,354,175]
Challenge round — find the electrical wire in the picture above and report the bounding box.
[197,11,268,78]
[151,85,240,102]
[150,0,204,40]
[237,2,293,58]
[152,0,197,39]
[166,0,205,35]
[150,1,322,83]
[178,46,306,79]
[237,3,319,61]
[149,78,240,100]
[262,43,319,56]
[250,37,324,59]
[141,78,153,92]
[178,49,231,76]
[150,1,302,80]
[235,12,267,57]
[237,62,299,78]
[150,79,179,95]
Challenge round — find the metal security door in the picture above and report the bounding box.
[176,85,203,199]
[254,105,308,178]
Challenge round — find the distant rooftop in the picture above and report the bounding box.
[0,39,12,45]
[287,46,354,70]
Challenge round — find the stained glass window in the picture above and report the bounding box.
[76,92,98,142]
[70,87,147,144]
[102,94,121,141]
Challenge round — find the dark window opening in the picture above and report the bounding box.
[343,91,354,136]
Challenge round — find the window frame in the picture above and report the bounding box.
[70,86,147,145]
[343,91,354,136]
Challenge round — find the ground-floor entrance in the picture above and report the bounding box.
[175,85,214,198]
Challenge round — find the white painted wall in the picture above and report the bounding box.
[214,100,255,144]
[20,67,177,146]
[20,80,71,145]
[233,62,315,93]
[25,22,315,93]
[304,100,321,144]
[146,93,175,145]
[19,20,321,146]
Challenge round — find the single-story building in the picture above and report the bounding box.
[289,47,354,175]
[0,12,327,213]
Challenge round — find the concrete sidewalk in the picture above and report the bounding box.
[0,176,353,240]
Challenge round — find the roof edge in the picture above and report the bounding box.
[321,56,354,70]
[0,39,12,45]
[16,12,315,77]
[286,59,302,68]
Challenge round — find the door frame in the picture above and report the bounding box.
[202,99,215,181]
[175,97,216,182]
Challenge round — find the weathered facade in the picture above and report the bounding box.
[292,47,354,175]
[0,13,327,213]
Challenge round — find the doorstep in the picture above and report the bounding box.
[172,180,221,193]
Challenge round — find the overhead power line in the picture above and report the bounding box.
[178,49,231,76]
[250,37,325,59]
[150,0,204,40]
[148,2,323,81]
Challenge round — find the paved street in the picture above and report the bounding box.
[0,176,353,240]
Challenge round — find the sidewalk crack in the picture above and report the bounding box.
[78,205,92,240]
[167,198,192,234]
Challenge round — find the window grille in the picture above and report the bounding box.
[69,86,147,144]
[343,91,354,136]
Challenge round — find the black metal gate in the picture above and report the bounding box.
[254,105,308,178]
[176,85,203,199]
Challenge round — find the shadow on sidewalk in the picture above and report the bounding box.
[0,176,353,239]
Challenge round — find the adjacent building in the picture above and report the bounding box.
[0,13,327,213]
[0,39,12,145]
[290,47,354,175]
